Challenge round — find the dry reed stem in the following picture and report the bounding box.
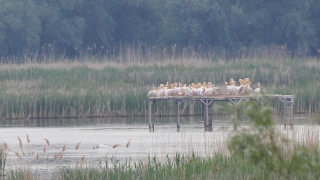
[36,154,38,160]
[55,151,63,159]
[3,142,10,151]
[43,138,50,146]
[26,133,30,143]
[20,149,25,156]
[113,144,120,148]
[43,145,46,154]
[14,151,19,157]
[59,151,63,159]
[17,135,22,148]
[75,142,81,150]
[62,145,66,151]
[126,139,132,148]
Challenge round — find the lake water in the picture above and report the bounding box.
[0,115,316,178]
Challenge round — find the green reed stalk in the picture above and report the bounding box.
[0,46,319,119]
[0,143,7,176]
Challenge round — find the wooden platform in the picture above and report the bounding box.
[149,93,293,100]
[148,94,294,132]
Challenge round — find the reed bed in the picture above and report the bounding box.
[0,46,319,119]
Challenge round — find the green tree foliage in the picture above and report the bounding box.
[110,0,160,45]
[224,98,320,179]
[36,0,86,57]
[310,0,320,55]
[81,0,115,50]
[0,0,319,58]
[0,0,40,57]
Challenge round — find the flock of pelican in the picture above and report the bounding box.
[147,78,263,97]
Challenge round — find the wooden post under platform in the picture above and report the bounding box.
[176,99,185,132]
[200,99,214,132]
[148,99,154,132]
[148,94,294,132]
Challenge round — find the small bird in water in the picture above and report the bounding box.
[93,143,108,149]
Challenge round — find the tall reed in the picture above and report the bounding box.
[0,142,7,175]
[0,45,318,119]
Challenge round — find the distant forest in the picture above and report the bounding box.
[0,0,320,59]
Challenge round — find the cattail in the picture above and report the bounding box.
[43,138,50,146]
[14,151,19,157]
[26,133,30,143]
[215,166,220,172]
[81,155,85,162]
[20,149,25,156]
[126,139,132,148]
[62,145,66,151]
[113,144,120,148]
[75,142,81,150]
[59,151,63,159]
[36,154,39,160]
[3,142,10,151]
[17,135,22,148]
[182,170,186,179]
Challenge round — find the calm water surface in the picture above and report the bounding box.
[0,115,313,178]
[0,116,232,167]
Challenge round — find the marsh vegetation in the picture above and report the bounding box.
[0,46,319,120]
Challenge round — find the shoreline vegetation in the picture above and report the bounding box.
[0,45,319,120]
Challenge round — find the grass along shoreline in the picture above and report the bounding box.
[0,54,319,120]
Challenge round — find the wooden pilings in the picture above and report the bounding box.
[200,99,213,132]
[176,99,185,132]
[149,99,154,132]
[279,95,294,129]
[148,94,294,132]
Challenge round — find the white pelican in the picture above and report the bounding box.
[240,83,253,95]
[147,87,158,97]
[229,79,236,86]
[172,86,181,96]
[239,79,245,86]
[244,78,252,86]
[165,88,174,96]
[254,83,262,94]
[156,85,166,97]
[225,82,238,94]
[204,87,219,96]
[191,86,204,96]
[181,85,193,96]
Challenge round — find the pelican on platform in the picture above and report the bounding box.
[254,83,262,94]
[225,82,238,94]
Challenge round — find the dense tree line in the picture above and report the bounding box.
[0,0,319,59]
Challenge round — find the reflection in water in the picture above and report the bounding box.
[0,115,236,128]
[0,115,310,179]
